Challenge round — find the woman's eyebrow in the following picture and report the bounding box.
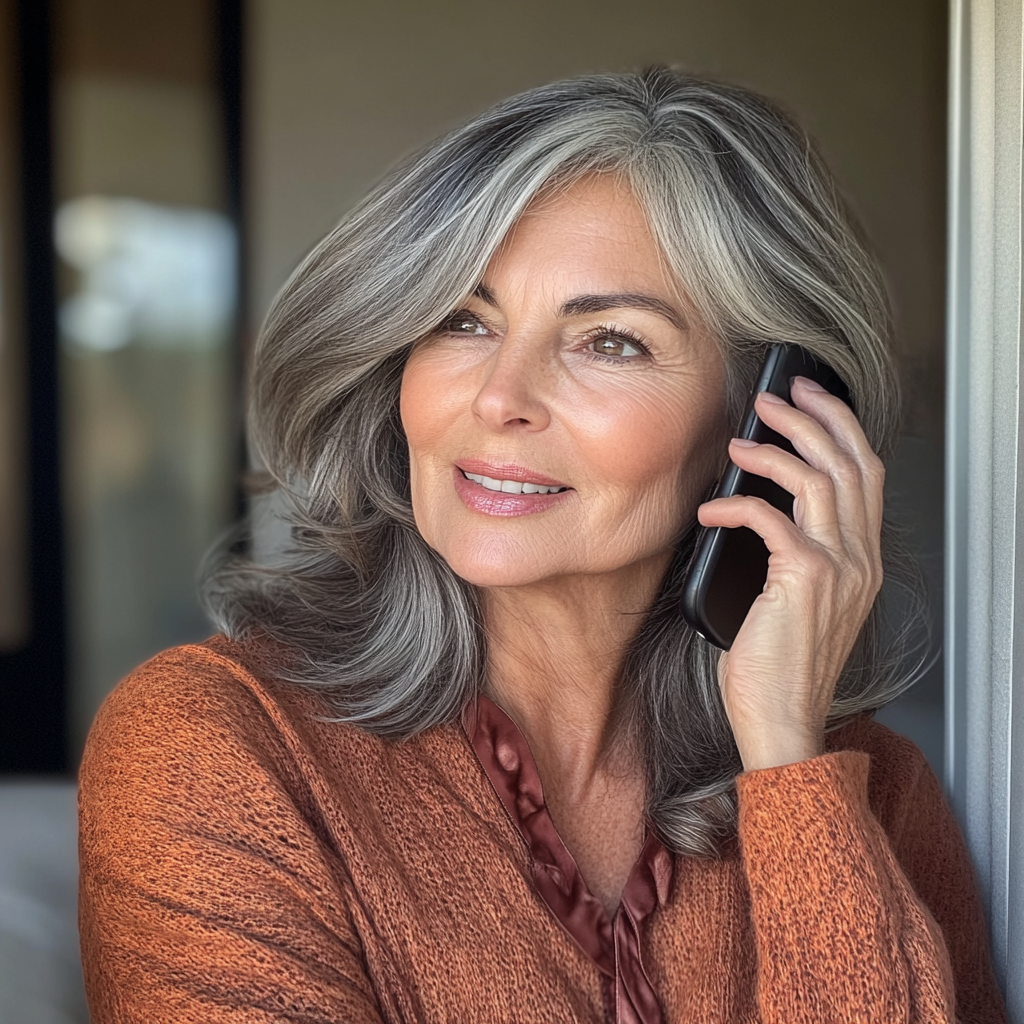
[559,293,688,330]
[472,285,688,331]
[473,283,499,306]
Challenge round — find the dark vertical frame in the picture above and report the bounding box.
[0,0,67,775]
[0,0,247,773]
[216,0,249,523]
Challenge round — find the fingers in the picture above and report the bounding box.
[698,486,882,605]
[788,377,878,471]
[724,437,843,547]
[697,377,884,596]
[698,492,808,555]
[748,380,884,540]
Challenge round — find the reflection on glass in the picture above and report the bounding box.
[58,198,236,754]
[53,0,236,759]
[56,197,234,353]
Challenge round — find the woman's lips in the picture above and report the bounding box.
[452,466,573,517]
[456,459,567,488]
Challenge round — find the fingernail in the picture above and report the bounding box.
[758,391,786,404]
[731,437,758,447]
[792,375,826,392]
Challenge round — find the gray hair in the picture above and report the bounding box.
[203,67,927,857]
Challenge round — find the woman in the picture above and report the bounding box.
[78,68,1007,1023]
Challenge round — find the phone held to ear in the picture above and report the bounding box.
[680,343,853,650]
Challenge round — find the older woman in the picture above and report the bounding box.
[78,69,1007,1023]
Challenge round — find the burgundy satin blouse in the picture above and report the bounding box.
[462,694,674,1024]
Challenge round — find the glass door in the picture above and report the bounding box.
[53,0,241,758]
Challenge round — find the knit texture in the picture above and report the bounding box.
[78,637,1007,1023]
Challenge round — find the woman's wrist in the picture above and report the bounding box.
[733,724,824,773]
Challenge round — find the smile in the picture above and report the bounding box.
[452,465,573,517]
[461,471,568,495]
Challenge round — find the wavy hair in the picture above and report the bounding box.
[203,67,927,857]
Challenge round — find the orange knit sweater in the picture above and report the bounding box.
[78,637,1007,1023]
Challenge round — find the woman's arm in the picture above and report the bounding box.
[78,648,386,1024]
[695,374,1008,1022]
[735,736,1007,1024]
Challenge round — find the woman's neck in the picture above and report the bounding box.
[480,550,670,795]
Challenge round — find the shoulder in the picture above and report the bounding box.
[86,633,380,746]
[80,637,388,821]
[825,712,932,776]
[80,636,476,835]
[91,636,269,723]
[78,641,397,1022]
[85,636,319,761]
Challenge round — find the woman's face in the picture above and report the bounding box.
[400,174,728,591]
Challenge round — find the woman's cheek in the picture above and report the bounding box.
[401,359,456,550]
[571,382,706,492]
[400,352,452,446]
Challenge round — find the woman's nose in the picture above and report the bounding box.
[470,336,553,432]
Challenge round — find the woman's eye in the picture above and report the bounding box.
[440,311,488,335]
[589,333,645,359]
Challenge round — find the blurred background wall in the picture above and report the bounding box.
[0,0,946,1021]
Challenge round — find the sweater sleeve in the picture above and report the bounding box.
[735,746,1008,1024]
[78,648,386,1024]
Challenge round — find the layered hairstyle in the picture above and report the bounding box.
[203,67,926,857]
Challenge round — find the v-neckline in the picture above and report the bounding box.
[461,693,673,1024]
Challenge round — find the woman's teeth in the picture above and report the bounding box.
[462,471,567,495]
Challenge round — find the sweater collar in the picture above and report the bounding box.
[462,693,672,1024]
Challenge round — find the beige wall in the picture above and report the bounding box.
[248,0,946,441]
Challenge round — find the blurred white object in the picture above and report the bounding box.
[56,195,236,352]
[0,781,88,1023]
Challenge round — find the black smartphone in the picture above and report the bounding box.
[680,343,852,650]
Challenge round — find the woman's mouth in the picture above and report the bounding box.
[460,471,568,496]
[453,465,573,516]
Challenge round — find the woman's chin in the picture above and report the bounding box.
[446,560,559,591]
[437,542,568,591]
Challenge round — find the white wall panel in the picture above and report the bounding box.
[946,0,1024,1011]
